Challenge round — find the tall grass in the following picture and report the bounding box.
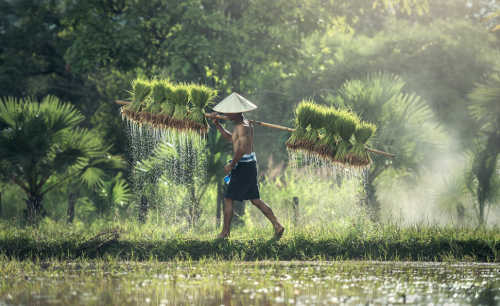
[0,218,498,262]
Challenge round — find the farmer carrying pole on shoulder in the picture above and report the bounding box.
[209,93,285,239]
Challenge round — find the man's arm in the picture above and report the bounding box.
[210,112,232,142]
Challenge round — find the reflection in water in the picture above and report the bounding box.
[0,261,499,305]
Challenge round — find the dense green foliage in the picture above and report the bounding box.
[1,0,500,225]
[0,95,125,221]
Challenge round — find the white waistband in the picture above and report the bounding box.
[239,152,256,162]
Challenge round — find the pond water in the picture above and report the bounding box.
[0,261,499,305]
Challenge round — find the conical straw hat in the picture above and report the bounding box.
[212,92,257,113]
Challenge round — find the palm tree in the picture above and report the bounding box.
[464,142,500,225]
[469,73,500,156]
[465,73,500,225]
[436,174,468,223]
[325,72,446,213]
[0,95,124,223]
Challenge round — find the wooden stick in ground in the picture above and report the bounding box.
[116,100,395,157]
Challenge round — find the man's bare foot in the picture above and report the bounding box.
[217,233,229,239]
[274,226,285,239]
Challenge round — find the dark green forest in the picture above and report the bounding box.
[1,0,499,227]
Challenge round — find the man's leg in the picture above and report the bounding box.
[249,199,285,238]
[219,197,235,238]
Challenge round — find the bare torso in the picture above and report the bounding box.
[232,119,254,154]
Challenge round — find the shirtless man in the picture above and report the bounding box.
[210,111,285,239]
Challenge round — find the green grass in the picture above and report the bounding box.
[1,219,498,262]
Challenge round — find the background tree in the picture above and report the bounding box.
[0,95,124,222]
[325,73,446,211]
[463,73,500,225]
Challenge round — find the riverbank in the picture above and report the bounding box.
[1,220,498,262]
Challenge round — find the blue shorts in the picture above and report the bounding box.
[225,161,260,201]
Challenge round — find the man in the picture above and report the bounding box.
[210,93,284,239]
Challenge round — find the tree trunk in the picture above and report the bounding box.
[67,192,75,224]
[366,172,381,221]
[216,183,225,228]
[479,198,485,226]
[457,203,465,224]
[188,185,202,225]
[233,200,245,226]
[25,192,43,224]
[292,196,299,226]
[139,196,148,223]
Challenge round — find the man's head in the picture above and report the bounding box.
[226,113,242,122]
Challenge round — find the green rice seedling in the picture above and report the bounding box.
[187,84,218,134]
[286,99,315,150]
[141,79,168,127]
[334,108,359,162]
[170,83,191,130]
[297,103,324,153]
[157,82,176,129]
[122,76,152,122]
[315,107,339,160]
[348,122,377,167]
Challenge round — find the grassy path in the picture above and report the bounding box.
[1,222,499,262]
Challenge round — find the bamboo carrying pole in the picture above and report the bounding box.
[116,100,395,157]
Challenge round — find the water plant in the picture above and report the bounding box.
[187,84,218,134]
[286,98,315,150]
[170,83,191,130]
[334,108,359,162]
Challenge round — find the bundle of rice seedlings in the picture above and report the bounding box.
[169,83,191,130]
[187,84,217,134]
[334,108,359,162]
[286,99,315,150]
[296,103,324,153]
[141,79,168,127]
[315,107,339,161]
[122,76,152,123]
[347,122,377,167]
[157,82,175,128]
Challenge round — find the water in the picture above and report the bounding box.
[123,118,207,225]
[285,149,371,223]
[1,261,499,305]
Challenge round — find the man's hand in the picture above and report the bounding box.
[224,164,232,175]
[209,112,220,126]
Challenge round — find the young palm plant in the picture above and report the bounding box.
[0,95,124,223]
